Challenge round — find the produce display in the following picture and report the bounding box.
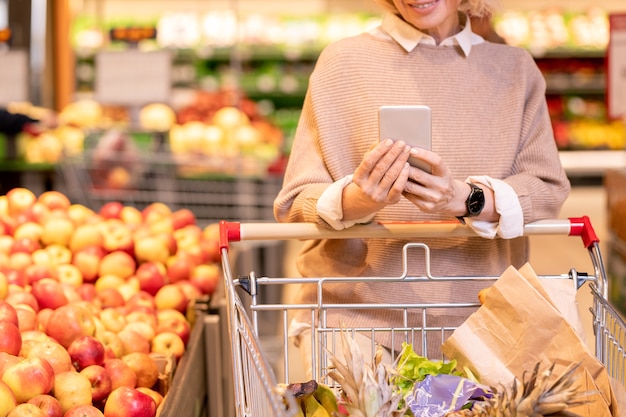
[0,187,222,416]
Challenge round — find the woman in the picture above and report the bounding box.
[273,0,570,372]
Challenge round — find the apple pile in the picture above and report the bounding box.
[0,187,223,416]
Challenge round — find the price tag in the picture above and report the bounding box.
[0,50,28,105]
[94,50,172,105]
[607,13,626,120]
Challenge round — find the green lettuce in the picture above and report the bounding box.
[392,342,461,396]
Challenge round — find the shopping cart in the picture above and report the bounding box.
[218,216,626,417]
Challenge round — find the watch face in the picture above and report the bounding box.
[467,185,485,216]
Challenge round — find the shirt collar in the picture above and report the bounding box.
[378,12,484,57]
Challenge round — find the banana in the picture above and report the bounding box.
[313,383,338,414]
[301,394,331,417]
[293,396,305,417]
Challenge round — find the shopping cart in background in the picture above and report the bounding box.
[55,130,283,228]
[218,216,626,417]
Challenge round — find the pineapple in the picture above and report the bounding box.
[326,330,407,417]
[444,362,592,417]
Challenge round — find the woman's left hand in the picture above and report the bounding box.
[402,148,468,217]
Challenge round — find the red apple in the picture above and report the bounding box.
[24,264,55,284]
[151,331,185,360]
[1,268,27,288]
[0,300,19,326]
[52,371,92,413]
[0,321,21,355]
[165,251,196,284]
[116,329,150,355]
[98,202,124,220]
[135,387,163,410]
[7,403,47,416]
[202,223,221,263]
[134,236,170,265]
[31,278,69,310]
[15,304,39,332]
[120,352,159,389]
[72,245,106,283]
[190,263,220,296]
[99,221,134,256]
[9,237,41,254]
[36,309,54,332]
[77,283,97,302]
[45,244,73,266]
[134,262,167,296]
[125,292,157,314]
[103,359,136,391]
[55,264,83,288]
[37,190,70,210]
[176,280,202,304]
[68,336,105,371]
[124,311,157,330]
[45,303,96,348]
[67,204,97,226]
[64,404,104,417]
[171,208,196,230]
[40,217,75,248]
[27,394,64,417]
[154,284,188,313]
[5,290,39,311]
[0,379,17,416]
[96,288,125,310]
[1,356,55,403]
[156,312,191,345]
[79,364,112,403]
[119,206,142,228]
[26,340,73,375]
[0,351,21,376]
[98,251,136,280]
[13,222,43,244]
[103,386,156,417]
[6,188,37,217]
[97,331,124,360]
[141,202,171,224]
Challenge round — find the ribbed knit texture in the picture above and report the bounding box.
[273,32,571,354]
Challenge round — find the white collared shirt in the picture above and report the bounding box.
[316,13,524,239]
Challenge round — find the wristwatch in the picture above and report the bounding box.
[456,183,485,224]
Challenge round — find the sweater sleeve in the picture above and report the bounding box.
[273,85,333,226]
[503,54,571,222]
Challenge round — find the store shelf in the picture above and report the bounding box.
[559,150,626,177]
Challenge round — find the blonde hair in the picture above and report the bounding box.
[373,0,500,19]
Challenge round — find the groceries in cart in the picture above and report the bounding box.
[273,264,624,417]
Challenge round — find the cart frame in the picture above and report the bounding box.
[218,216,626,417]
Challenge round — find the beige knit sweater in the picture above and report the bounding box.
[273,31,571,354]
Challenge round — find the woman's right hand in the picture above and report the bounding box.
[341,139,411,221]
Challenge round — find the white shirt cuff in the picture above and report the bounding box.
[465,176,524,239]
[317,175,376,230]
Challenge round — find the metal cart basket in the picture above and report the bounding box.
[218,216,626,417]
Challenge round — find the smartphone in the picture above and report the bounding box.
[378,105,431,172]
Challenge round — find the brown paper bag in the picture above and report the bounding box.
[441,265,619,416]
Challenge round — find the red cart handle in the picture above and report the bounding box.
[568,216,600,249]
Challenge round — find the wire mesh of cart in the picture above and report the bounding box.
[218,216,626,417]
